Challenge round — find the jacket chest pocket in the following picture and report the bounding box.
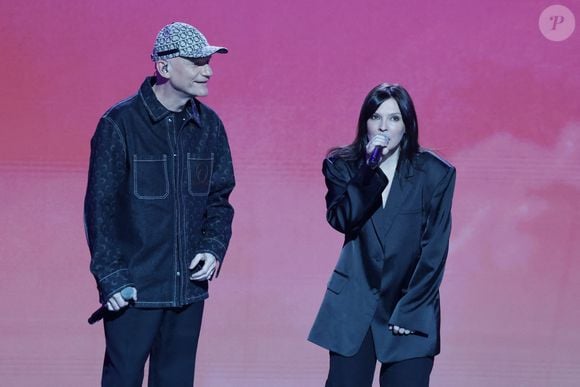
[133,154,169,200]
[187,153,213,196]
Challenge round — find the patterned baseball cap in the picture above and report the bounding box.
[151,22,228,61]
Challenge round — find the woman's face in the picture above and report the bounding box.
[366,98,406,155]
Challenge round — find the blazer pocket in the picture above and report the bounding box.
[399,207,422,215]
[327,270,348,295]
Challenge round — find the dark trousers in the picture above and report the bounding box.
[102,302,204,387]
[325,329,434,387]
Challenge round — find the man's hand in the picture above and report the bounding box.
[106,287,137,311]
[189,253,217,281]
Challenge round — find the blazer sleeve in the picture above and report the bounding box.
[323,158,389,235]
[389,166,456,335]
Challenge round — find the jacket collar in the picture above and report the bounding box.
[139,77,202,127]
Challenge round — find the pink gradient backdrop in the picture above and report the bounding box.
[1,1,579,385]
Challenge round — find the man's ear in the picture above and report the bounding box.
[156,60,170,78]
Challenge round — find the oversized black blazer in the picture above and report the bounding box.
[308,150,456,363]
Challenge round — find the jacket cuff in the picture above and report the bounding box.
[359,163,389,186]
[388,304,432,337]
[97,269,132,304]
[197,237,227,261]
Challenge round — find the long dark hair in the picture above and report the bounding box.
[328,83,420,162]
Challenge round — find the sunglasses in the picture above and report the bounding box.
[186,56,211,66]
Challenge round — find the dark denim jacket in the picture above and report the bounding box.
[84,77,235,307]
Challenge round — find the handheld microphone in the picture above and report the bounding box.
[88,287,136,325]
[366,146,384,169]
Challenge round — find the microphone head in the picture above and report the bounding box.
[120,287,136,300]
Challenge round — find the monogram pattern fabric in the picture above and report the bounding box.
[85,117,132,302]
[151,22,227,61]
[84,77,235,306]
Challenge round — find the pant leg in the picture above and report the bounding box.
[379,357,434,387]
[325,329,377,387]
[148,301,205,387]
[102,308,164,387]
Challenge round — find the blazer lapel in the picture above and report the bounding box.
[370,160,415,252]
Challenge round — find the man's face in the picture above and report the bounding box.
[166,56,213,97]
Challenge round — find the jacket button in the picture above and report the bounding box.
[176,271,181,276]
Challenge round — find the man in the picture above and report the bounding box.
[84,22,235,386]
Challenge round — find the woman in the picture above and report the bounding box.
[308,84,456,386]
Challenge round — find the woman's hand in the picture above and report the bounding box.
[366,134,391,158]
[389,324,412,336]
[366,133,391,156]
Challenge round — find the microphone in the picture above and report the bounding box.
[366,146,384,169]
[88,287,136,325]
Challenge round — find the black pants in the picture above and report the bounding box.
[101,302,204,387]
[325,330,434,387]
